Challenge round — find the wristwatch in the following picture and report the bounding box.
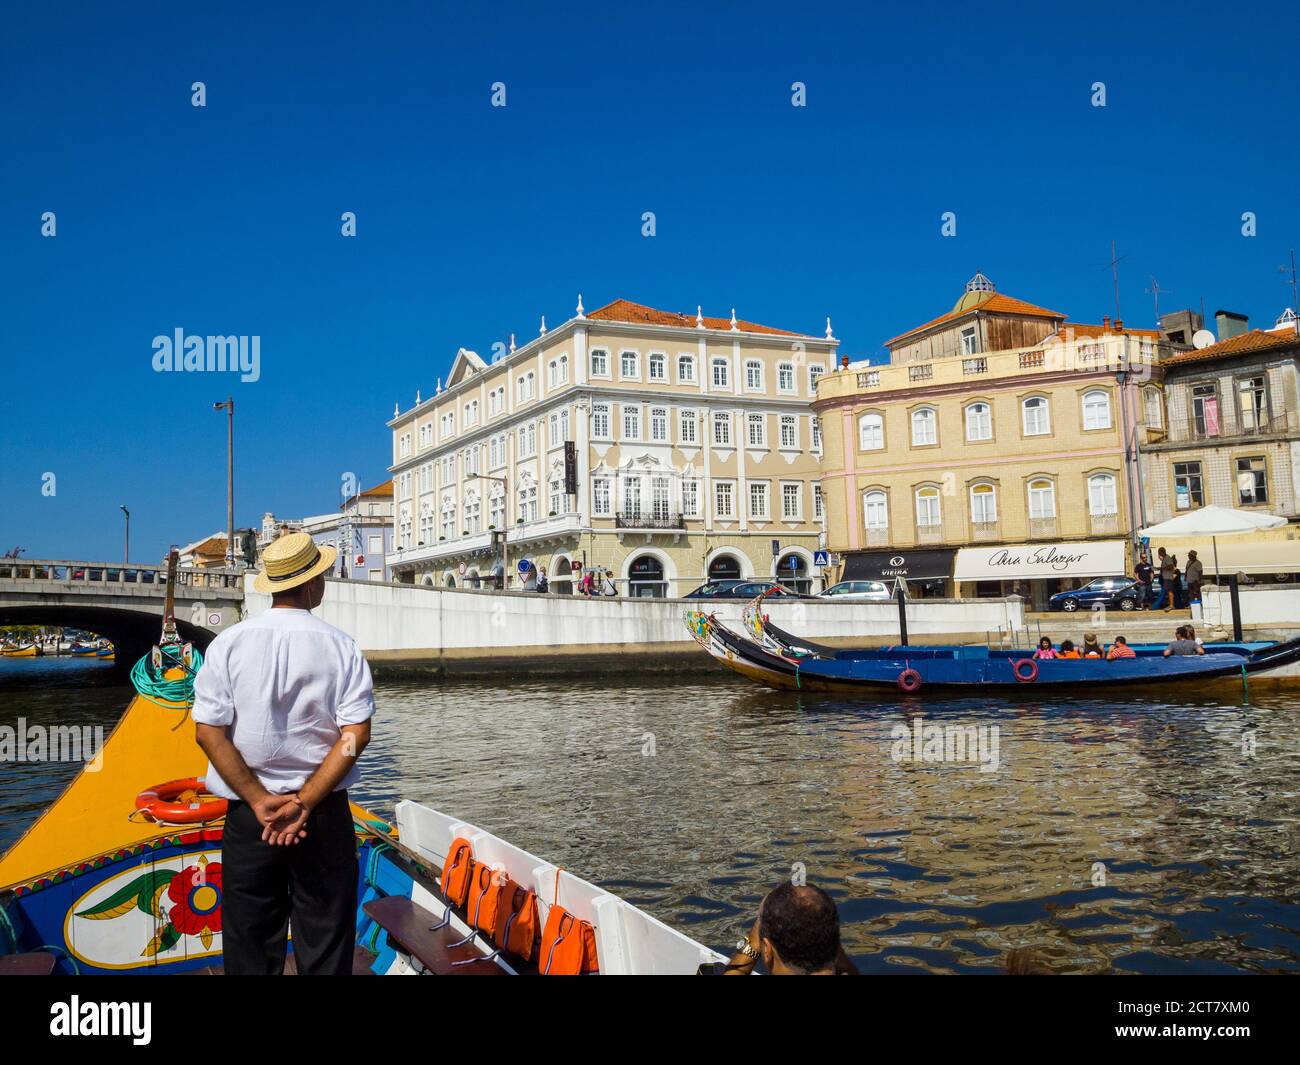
[737,938,760,961]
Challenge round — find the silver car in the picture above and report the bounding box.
[818,580,893,601]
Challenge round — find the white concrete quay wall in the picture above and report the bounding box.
[244,576,1026,655]
[1200,585,1300,627]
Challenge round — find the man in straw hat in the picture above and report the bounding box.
[193,532,375,975]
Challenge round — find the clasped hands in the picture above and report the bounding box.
[253,792,311,845]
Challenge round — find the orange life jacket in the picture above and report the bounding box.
[539,904,599,975]
[494,881,540,962]
[467,862,504,937]
[441,837,474,907]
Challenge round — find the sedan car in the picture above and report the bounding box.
[684,580,810,600]
[1048,576,1150,612]
[818,580,893,601]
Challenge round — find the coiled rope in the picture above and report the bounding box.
[130,646,204,708]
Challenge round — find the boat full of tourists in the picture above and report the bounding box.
[685,590,1300,694]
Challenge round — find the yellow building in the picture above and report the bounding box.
[814,274,1173,607]
[386,297,839,595]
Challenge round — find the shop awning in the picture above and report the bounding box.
[953,540,1126,582]
[1199,538,1300,576]
[842,548,955,582]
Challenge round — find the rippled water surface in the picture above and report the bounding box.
[3,655,1298,973]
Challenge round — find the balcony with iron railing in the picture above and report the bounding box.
[1027,517,1058,540]
[614,510,686,531]
[969,520,1000,542]
[1088,513,1121,537]
[1158,406,1297,446]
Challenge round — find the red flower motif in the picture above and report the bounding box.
[168,861,223,940]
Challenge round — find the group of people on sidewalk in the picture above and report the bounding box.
[518,564,617,596]
[1133,546,1204,611]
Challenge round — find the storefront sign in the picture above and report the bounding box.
[953,540,1126,581]
[842,548,955,582]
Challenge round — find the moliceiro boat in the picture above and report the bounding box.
[0,557,725,976]
[684,592,1300,694]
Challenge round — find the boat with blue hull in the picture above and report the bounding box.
[685,595,1300,694]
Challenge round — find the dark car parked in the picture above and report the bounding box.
[1048,575,1158,612]
[684,580,810,600]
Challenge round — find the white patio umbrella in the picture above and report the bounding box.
[1138,505,1288,635]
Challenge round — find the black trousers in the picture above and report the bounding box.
[221,788,357,975]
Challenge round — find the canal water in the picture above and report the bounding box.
[2,656,1298,973]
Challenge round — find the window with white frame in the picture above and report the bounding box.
[398,504,412,548]
[748,481,769,519]
[464,447,479,477]
[747,412,766,447]
[777,362,795,393]
[864,490,888,531]
[713,411,731,446]
[1022,396,1050,435]
[969,483,997,524]
[1088,472,1117,515]
[489,487,504,529]
[549,479,563,517]
[622,404,641,440]
[809,364,825,392]
[420,462,433,492]
[418,504,434,545]
[399,433,411,458]
[592,402,610,439]
[489,434,504,468]
[398,471,411,498]
[517,484,538,523]
[715,481,735,520]
[779,414,797,449]
[517,372,535,402]
[622,477,641,520]
[781,482,801,520]
[965,402,992,441]
[915,486,941,528]
[517,423,536,458]
[859,413,884,450]
[813,483,823,520]
[464,400,479,426]
[548,360,558,388]
[560,409,569,440]
[711,357,729,389]
[620,350,639,379]
[960,326,978,355]
[1143,387,1163,428]
[651,477,671,521]
[681,479,699,517]
[1082,389,1111,430]
[677,354,696,383]
[439,498,456,539]
[593,478,611,516]
[679,409,698,445]
[464,493,481,535]
[419,423,433,448]
[590,349,609,377]
[1028,479,1056,519]
[558,355,568,384]
[648,352,666,381]
[745,360,763,391]
[650,406,668,442]
[440,412,455,438]
[911,407,937,446]
[811,416,822,451]
[548,412,559,447]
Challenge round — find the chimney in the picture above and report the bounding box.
[1215,310,1248,341]
[1113,318,1123,332]
[1102,315,1111,331]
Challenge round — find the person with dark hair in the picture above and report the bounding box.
[725,881,858,975]
[1163,624,1204,657]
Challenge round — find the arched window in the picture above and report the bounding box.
[911,407,937,446]
[965,402,992,441]
[1027,479,1056,520]
[859,413,884,450]
[628,554,666,598]
[708,554,743,581]
[969,483,997,525]
[915,486,941,529]
[1083,389,1111,430]
[776,552,810,593]
[863,490,888,533]
[745,359,763,390]
[648,352,665,381]
[1022,396,1050,436]
[1088,473,1117,515]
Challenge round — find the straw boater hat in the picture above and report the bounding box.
[253,532,337,594]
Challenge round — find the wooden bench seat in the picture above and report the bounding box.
[0,952,58,975]
[363,896,507,976]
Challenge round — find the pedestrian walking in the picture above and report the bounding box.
[1185,550,1203,604]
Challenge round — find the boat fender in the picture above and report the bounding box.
[1013,658,1039,683]
[897,668,922,692]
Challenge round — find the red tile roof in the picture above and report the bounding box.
[586,298,814,338]
[885,293,1066,347]
[1161,329,1300,366]
[1058,322,1161,340]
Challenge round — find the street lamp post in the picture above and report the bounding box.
[120,505,130,566]
[480,473,509,588]
[213,397,235,566]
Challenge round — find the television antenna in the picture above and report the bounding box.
[1144,277,1170,329]
[1279,250,1300,335]
[1106,239,1126,321]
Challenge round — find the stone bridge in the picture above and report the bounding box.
[0,560,245,671]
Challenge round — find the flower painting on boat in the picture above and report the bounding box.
[62,849,223,969]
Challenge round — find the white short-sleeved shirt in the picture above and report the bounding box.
[191,608,375,800]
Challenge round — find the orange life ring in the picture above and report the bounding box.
[1013,658,1039,683]
[897,668,922,692]
[135,777,229,824]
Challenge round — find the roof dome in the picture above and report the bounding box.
[953,272,996,313]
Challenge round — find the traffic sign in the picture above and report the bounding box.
[517,558,531,574]
[813,550,830,568]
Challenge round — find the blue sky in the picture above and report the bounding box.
[2,0,1297,561]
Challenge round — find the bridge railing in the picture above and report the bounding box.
[0,559,248,591]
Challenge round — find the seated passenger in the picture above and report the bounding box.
[1106,635,1136,660]
[1057,639,1081,659]
[1082,633,1103,658]
[725,881,858,975]
[1163,625,1205,657]
[1033,637,1057,660]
